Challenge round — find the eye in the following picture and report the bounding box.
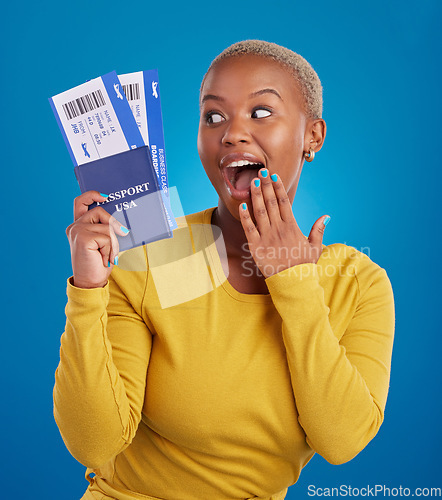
[252,108,272,119]
[205,112,225,124]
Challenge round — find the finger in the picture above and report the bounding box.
[82,224,120,268]
[250,175,270,231]
[239,202,260,243]
[269,173,295,223]
[80,206,130,237]
[106,222,120,267]
[75,226,115,269]
[74,191,110,221]
[259,168,281,225]
[308,215,331,248]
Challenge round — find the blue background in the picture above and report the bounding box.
[1,0,440,498]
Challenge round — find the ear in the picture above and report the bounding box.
[304,118,327,155]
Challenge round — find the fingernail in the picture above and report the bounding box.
[323,216,331,226]
[242,203,247,210]
[107,261,111,267]
[120,225,130,234]
[271,174,278,182]
[114,256,119,266]
[100,193,109,198]
[254,179,261,187]
[261,169,268,178]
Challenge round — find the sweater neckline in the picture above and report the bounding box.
[202,207,273,304]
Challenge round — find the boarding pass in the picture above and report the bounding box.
[118,70,177,230]
[49,71,145,166]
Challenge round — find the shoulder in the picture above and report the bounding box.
[144,206,216,259]
[111,207,216,287]
[115,207,215,266]
[175,207,215,227]
[317,243,394,339]
[319,242,393,299]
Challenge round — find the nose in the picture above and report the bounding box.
[221,115,251,146]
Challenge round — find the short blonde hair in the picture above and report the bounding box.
[200,40,323,119]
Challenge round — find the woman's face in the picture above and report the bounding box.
[198,54,313,220]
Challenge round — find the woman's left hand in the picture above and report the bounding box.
[239,168,330,278]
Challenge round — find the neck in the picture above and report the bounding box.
[211,202,251,259]
[211,201,270,294]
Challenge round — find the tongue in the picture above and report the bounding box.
[235,169,258,191]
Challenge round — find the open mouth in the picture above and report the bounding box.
[223,160,264,196]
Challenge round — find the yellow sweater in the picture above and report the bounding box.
[54,207,395,500]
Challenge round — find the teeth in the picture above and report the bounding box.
[225,160,260,168]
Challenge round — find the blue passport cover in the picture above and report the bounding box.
[74,145,172,251]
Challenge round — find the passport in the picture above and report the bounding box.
[49,71,174,251]
[74,146,171,251]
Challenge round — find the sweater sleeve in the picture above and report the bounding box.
[53,269,152,469]
[265,260,395,465]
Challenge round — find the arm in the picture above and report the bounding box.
[53,262,152,469]
[265,259,395,465]
[238,168,395,465]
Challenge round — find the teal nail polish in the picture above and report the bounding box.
[120,225,130,234]
[254,179,261,187]
[100,193,109,198]
[242,203,247,210]
[323,216,331,226]
[261,169,268,178]
[271,174,278,182]
[114,256,119,266]
[107,261,111,267]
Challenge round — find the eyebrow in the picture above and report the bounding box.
[201,94,224,105]
[201,87,282,105]
[249,88,282,100]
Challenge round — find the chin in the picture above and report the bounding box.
[220,196,257,226]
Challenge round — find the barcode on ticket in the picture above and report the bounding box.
[122,83,140,101]
[62,89,106,120]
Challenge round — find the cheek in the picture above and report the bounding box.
[266,125,303,164]
[265,124,304,196]
[197,127,215,163]
[197,126,205,158]
[197,131,219,185]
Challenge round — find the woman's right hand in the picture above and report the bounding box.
[66,191,130,289]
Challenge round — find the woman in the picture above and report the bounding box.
[56,40,395,500]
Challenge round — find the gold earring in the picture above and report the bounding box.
[304,148,315,162]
